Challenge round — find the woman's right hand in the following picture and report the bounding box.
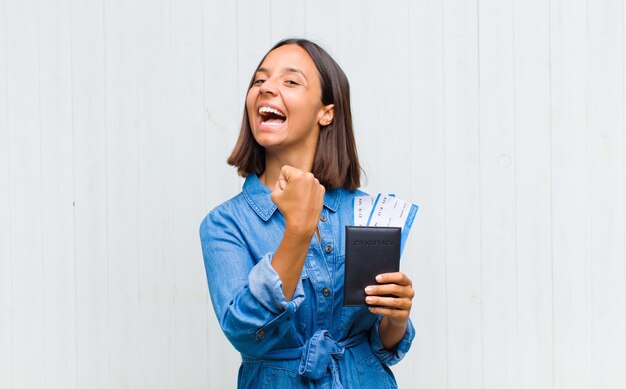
[271,165,325,240]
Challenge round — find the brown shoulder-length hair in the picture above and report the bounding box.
[227,38,362,191]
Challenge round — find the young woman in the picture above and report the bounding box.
[200,38,415,389]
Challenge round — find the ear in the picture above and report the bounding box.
[318,104,334,126]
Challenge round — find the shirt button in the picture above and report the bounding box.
[256,329,265,339]
[320,214,327,222]
[322,288,331,297]
[325,244,333,253]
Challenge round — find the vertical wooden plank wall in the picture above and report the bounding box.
[6,1,45,388]
[203,2,241,386]
[588,1,625,387]
[170,2,208,387]
[408,0,448,387]
[136,1,173,388]
[71,0,109,388]
[1,0,625,388]
[551,0,591,388]
[105,0,141,387]
[442,0,483,388]
[39,0,77,387]
[0,2,11,388]
[515,0,553,388]
[479,0,518,387]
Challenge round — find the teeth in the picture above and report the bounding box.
[258,106,285,117]
[262,121,284,127]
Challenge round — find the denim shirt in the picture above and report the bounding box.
[199,174,414,389]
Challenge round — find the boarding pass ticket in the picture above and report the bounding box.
[353,193,419,254]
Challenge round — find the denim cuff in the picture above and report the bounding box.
[248,253,305,314]
[370,316,415,366]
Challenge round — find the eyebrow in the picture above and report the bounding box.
[256,67,308,81]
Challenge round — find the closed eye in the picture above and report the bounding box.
[253,79,265,85]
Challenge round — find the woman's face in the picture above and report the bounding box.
[246,44,333,156]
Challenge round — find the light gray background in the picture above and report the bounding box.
[1,0,625,388]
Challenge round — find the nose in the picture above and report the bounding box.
[259,77,278,95]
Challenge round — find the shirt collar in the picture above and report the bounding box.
[242,174,341,222]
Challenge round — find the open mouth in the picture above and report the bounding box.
[258,106,287,127]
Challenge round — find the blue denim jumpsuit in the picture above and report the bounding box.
[199,174,414,388]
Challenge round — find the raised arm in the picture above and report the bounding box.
[269,165,325,300]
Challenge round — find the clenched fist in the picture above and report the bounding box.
[271,165,325,239]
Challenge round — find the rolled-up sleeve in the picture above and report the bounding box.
[368,316,415,366]
[248,254,305,314]
[199,209,304,357]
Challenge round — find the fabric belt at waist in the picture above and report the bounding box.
[242,329,369,389]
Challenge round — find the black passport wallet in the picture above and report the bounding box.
[343,226,401,306]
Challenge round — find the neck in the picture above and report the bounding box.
[260,148,316,189]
